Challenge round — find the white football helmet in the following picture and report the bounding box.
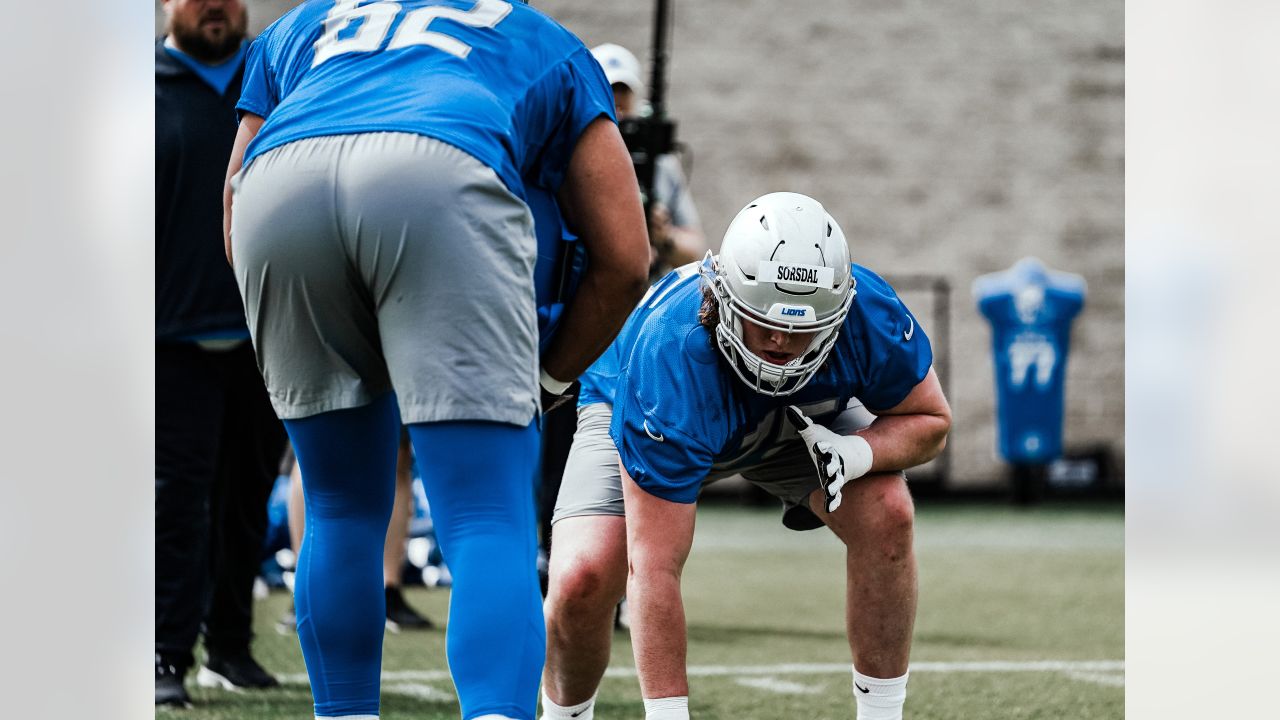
[702,192,855,396]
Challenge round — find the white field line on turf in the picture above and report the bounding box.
[279,660,1124,685]
[1063,670,1126,688]
[734,676,822,694]
[384,682,456,701]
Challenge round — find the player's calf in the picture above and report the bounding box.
[543,516,628,712]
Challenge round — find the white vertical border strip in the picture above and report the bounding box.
[2,1,155,719]
[1128,1,1280,718]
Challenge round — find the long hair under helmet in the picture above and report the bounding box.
[701,192,855,396]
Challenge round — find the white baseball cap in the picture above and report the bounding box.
[591,43,644,95]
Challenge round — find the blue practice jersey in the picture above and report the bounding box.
[580,262,933,503]
[236,0,615,200]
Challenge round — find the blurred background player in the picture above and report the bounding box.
[155,0,287,707]
[224,1,650,718]
[278,434,435,633]
[590,42,705,279]
[541,193,951,720]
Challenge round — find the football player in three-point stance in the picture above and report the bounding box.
[223,1,650,718]
[541,193,952,720]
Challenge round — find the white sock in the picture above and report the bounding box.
[643,695,689,720]
[852,667,909,720]
[540,689,597,720]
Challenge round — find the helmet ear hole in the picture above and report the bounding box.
[759,216,769,231]
[826,222,833,237]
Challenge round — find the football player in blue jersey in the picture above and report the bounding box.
[540,193,952,720]
[221,2,650,719]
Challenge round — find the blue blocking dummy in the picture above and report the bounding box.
[973,258,1086,463]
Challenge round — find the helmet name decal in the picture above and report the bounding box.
[757,261,835,288]
[779,266,818,283]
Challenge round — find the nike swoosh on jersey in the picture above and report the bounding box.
[904,315,914,341]
[643,419,665,442]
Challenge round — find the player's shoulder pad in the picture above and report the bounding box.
[843,264,932,410]
[246,0,325,70]
[619,272,727,417]
[629,284,719,378]
[850,263,898,299]
[503,0,592,64]
[847,264,915,332]
[260,0,320,42]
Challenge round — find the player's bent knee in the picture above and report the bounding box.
[550,556,626,616]
[849,468,911,535]
[863,472,915,537]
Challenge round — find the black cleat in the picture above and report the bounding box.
[155,657,191,707]
[196,651,279,690]
[385,585,435,631]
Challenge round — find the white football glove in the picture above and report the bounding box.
[786,406,874,514]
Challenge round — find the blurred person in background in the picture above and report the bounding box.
[155,0,287,707]
[223,1,650,718]
[278,434,435,633]
[590,42,705,279]
[541,193,951,720]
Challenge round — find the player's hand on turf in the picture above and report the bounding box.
[786,406,874,514]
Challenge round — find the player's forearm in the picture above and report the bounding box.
[547,117,650,383]
[541,265,646,382]
[620,467,697,700]
[627,564,690,699]
[859,367,952,472]
[858,412,950,472]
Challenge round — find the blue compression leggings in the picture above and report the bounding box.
[285,394,545,719]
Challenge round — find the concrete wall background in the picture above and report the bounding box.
[156,0,1123,488]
